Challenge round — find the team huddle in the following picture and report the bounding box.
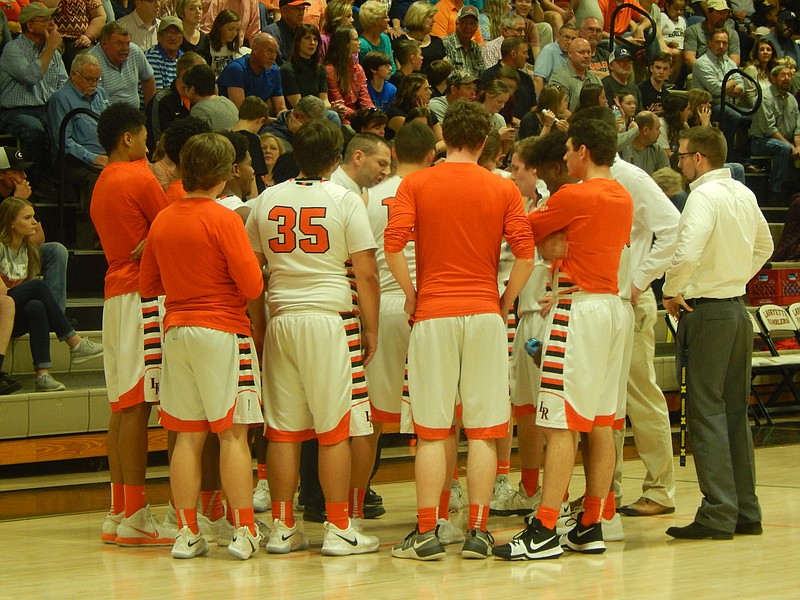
[93,95,769,562]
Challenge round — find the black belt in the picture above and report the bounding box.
[685,297,742,307]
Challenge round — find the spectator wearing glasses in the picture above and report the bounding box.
[46,52,109,203]
[482,12,529,68]
[579,16,609,80]
[144,16,185,92]
[442,6,485,79]
[0,2,68,189]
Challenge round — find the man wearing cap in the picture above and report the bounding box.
[429,69,478,122]
[0,2,68,187]
[265,0,310,65]
[603,47,643,113]
[117,0,160,52]
[763,10,800,67]
[46,52,109,201]
[201,0,261,49]
[683,0,740,69]
[432,0,483,44]
[442,7,485,79]
[533,23,577,96]
[480,36,537,118]
[218,32,287,114]
[90,21,157,109]
[551,37,602,113]
[144,16,184,91]
[0,146,71,315]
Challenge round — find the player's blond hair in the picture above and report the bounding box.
[180,133,235,192]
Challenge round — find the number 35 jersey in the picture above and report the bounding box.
[247,178,378,317]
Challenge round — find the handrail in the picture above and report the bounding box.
[608,3,656,54]
[717,68,762,131]
[57,107,100,243]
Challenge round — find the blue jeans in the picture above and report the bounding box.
[724,162,746,185]
[0,107,50,181]
[9,279,76,370]
[40,242,68,313]
[751,136,793,193]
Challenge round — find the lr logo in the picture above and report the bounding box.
[538,404,549,420]
[149,377,160,394]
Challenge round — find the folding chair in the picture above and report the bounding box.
[754,305,800,417]
[785,302,800,343]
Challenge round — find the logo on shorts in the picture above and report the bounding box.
[149,377,160,394]
[538,405,549,420]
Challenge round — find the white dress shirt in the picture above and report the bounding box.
[663,168,773,300]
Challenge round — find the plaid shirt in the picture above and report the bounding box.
[0,35,68,108]
[442,33,485,79]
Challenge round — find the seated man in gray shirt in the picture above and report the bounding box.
[428,69,478,122]
[619,111,670,174]
[184,63,239,131]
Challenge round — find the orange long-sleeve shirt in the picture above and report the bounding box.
[139,196,263,336]
[384,162,534,321]
[529,178,633,295]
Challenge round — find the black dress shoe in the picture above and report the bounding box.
[666,521,733,540]
[735,521,763,535]
[364,487,383,506]
[363,503,386,519]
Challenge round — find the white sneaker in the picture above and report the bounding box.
[198,513,228,541]
[227,525,263,560]
[266,519,310,554]
[115,505,176,546]
[101,510,124,543]
[490,482,538,517]
[449,479,464,513]
[172,526,209,559]
[321,520,380,556]
[602,512,625,542]
[492,474,515,503]
[163,503,178,529]
[555,501,577,535]
[215,517,269,547]
[253,479,271,513]
[70,338,103,364]
[435,517,465,545]
[34,373,65,392]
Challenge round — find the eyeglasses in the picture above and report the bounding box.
[676,151,706,159]
[76,71,102,84]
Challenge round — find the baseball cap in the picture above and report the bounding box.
[19,2,56,24]
[456,6,480,21]
[158,16,184,34]
[0,147,33,172]
[279,0,311,7]
[610,47,634,62]
[779,9,797,22]
[705,0,730,12]
[447,69,479,87]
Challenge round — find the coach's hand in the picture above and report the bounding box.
[663,294,691,320]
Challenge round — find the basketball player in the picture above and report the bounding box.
[386,100,535,561]
[247,119,382,556]
[91,103,172,546]
[140,133,265,560]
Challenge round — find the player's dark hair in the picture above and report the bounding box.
[442,100,493,151]
[97,102,146,154]
[293,120,344,177]
[394,121,436,163]
[163,116,212,166]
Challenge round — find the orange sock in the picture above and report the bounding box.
[602,492,616,521]
[581,496,603,526]
[326,501,349,530]
[417,506,438,534]
[123,484,146,517]
[453,465,459,480]
[349,487,366,519]
[231,507,256,535]
[536,505,560,531]
[438,489,451,519]
[200,490,225,521]
[496,460,510,476]
[111,482,125,514]
[177,508,199,534]
[272,501,295,527]
[257,463,268,480]
[468,503,489,531]
[521,468,539,496]
[563,491,570,503]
